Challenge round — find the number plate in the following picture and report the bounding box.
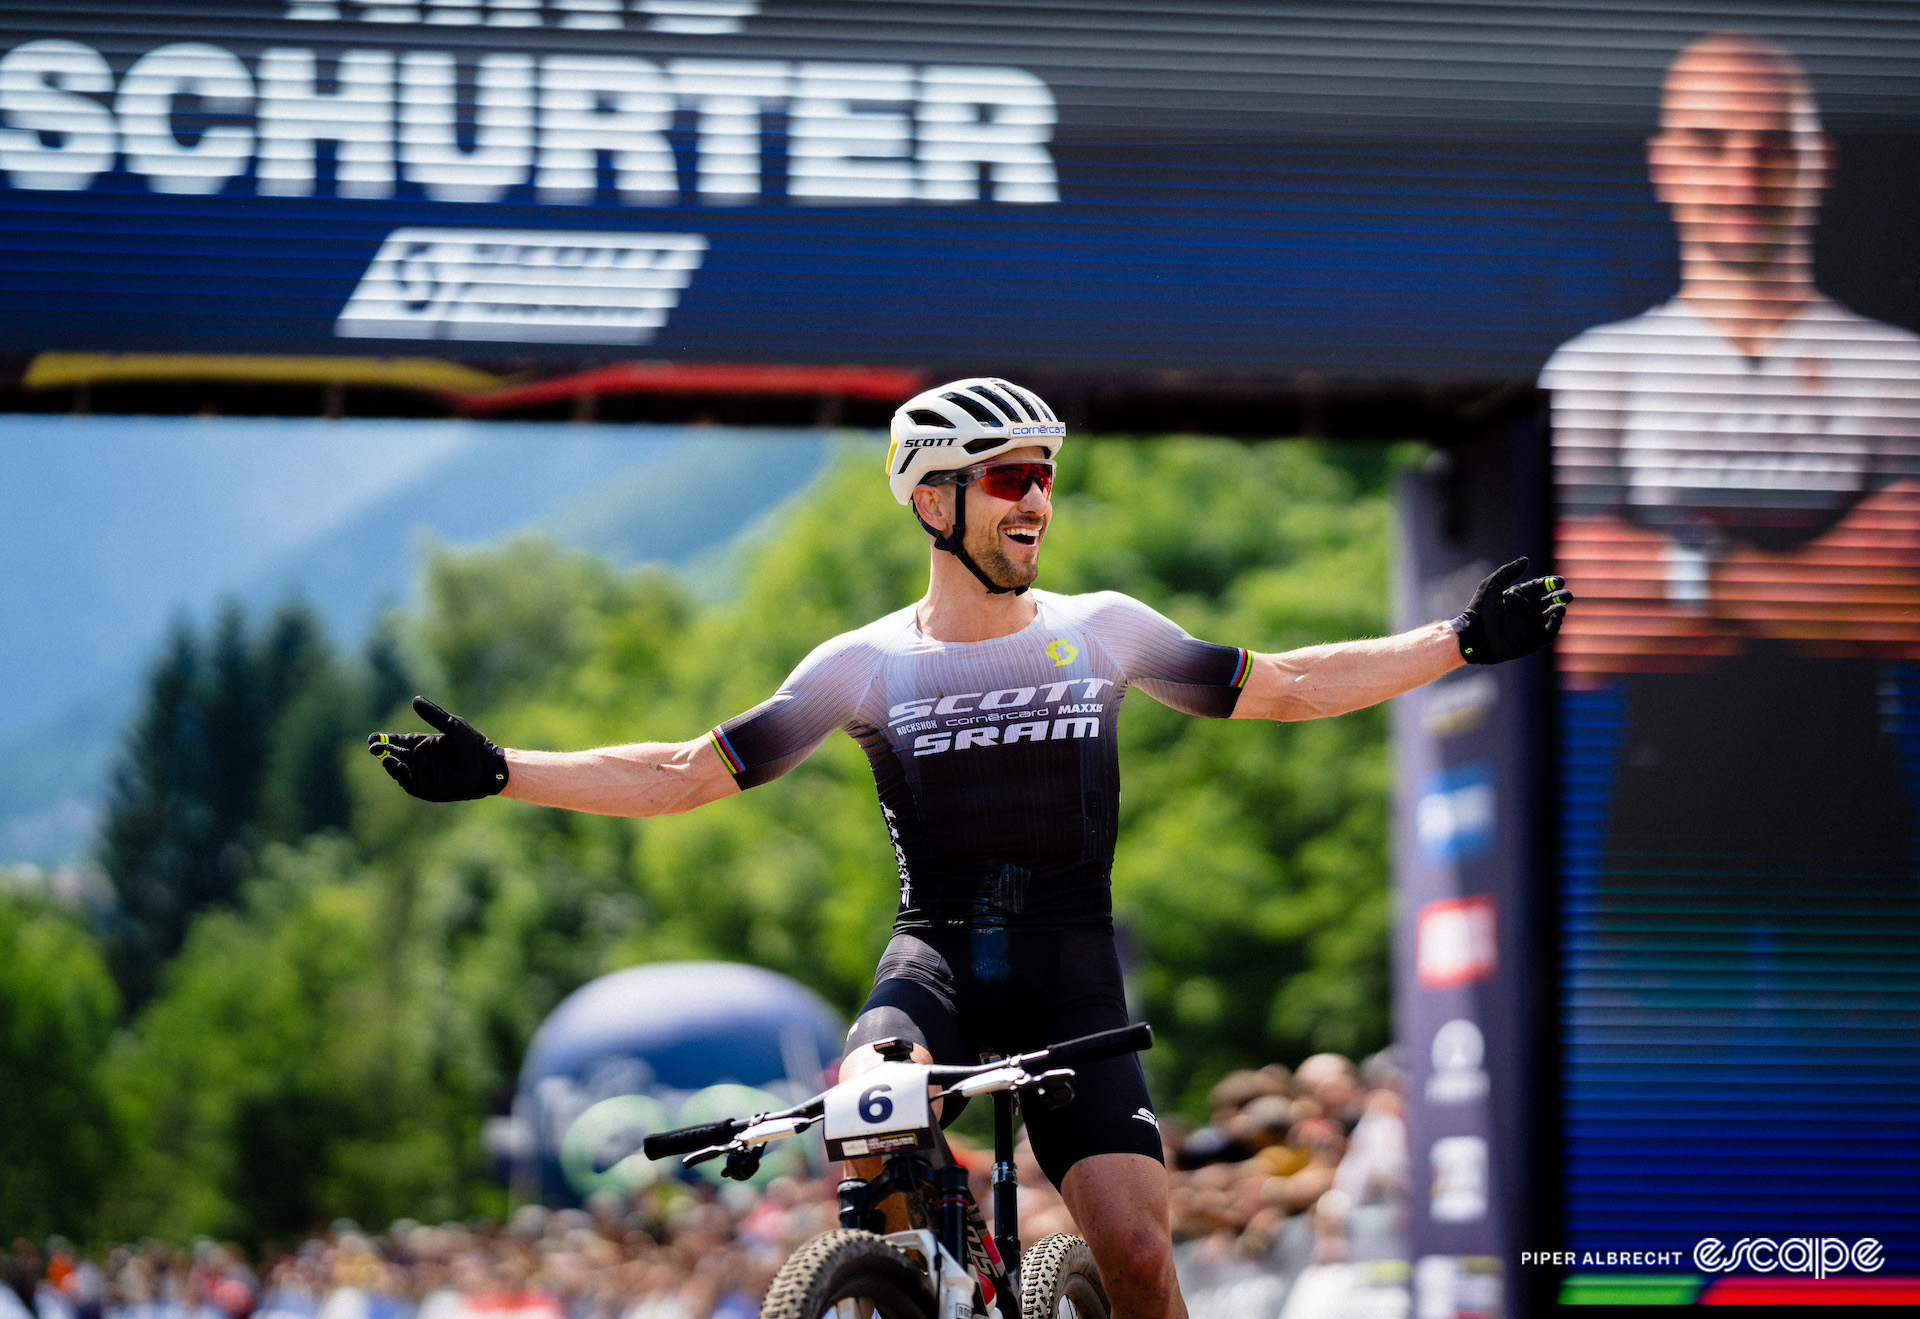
[822,1061,935,1161]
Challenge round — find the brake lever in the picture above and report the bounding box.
[1019,1067,1075,1090]
[683,1141,735,1169]
[1020,1067,1078,1112]
[682,1111,818,1171]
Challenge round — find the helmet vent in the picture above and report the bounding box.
[1006,383,1055,422]
[942,390,1001,425]
[971,383,1026,422]
[906,409,954,429]
[987,381,1039,421]
[963,435,1007,454]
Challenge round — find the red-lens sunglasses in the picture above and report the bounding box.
[927,460,1055,501]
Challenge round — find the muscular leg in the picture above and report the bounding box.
[1059,1153,1187,1319]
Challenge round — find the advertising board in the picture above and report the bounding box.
[2,2,1914,378]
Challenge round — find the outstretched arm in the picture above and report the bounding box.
[369,696,738,817]
[370,626,866,814]
[1234,622,1463,721]
[501,738,738,816]
[1231,558,1572,722]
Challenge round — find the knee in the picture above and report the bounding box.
[1099,1226,1176,1309]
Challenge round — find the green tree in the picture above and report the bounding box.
[0,896,121,1238]
[103,837,497,1244]
[99,600,353,1005]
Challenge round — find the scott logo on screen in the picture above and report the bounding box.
[336,227,707,343]
[0,13,1061,207]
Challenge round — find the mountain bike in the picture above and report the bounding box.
[641,1022,1154,1319]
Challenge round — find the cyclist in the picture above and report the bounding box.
[370,378,1572,1319]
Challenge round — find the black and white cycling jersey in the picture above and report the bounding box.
[709,589,1250,930]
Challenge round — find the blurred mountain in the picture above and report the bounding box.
[0,418,835,865]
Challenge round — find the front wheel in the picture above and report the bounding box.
[1020,1233,1110,1319]
[763,1229,937,1319]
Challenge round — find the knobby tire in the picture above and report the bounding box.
[762,1229,938,1319]
[1019,1233,1109,1319]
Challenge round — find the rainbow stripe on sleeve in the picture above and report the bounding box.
[1230,648,1252,688]
[709,727,745,776]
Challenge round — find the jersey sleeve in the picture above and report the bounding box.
[1081,592,1251,719]
[708,632,875,789]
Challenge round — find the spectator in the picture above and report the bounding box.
[8,1241,42,1317]
[1293,1054,1365,1131]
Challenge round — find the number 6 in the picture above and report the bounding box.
[859,1084,894,1124]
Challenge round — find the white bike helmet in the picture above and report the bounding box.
[886,378,1065,595]
[886,377,1065,506]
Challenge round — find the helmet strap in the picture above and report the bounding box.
[914,486,1028,597]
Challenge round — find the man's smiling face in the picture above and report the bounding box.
[947,445,1053,591]
[967,449,1059,587]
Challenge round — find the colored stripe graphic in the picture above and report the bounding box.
[1700,1276,1920,1305]
[1559,1274,1704,1306]
[1231,649,1252,688]
[709,728,744,775]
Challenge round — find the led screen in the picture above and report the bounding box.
[1546,27,1920,1287]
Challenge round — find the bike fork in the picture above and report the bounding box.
[992,1090,1020,1279]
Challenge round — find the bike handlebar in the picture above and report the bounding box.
[1036,1021,1153,1070]
[642,1021,1154,1160]
[923,1022,1153,1084]
[642,1118,746,1160]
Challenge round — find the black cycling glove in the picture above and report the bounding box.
[1451,557,1574,665]
[368,696,509,802]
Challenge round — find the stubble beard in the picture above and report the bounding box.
[967,517,1041,591]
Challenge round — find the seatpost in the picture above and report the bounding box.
[992,1089,1020,1274]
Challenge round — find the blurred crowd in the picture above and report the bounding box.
[1160,1049,1408,1271]
[5,1049,1405,1319]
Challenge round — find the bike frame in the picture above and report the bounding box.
[642,1022,1153,1319]
[832,1095,1017,1316]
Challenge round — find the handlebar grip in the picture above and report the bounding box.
[1042,1022,1153,1069]
[642,1118,744,1160]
